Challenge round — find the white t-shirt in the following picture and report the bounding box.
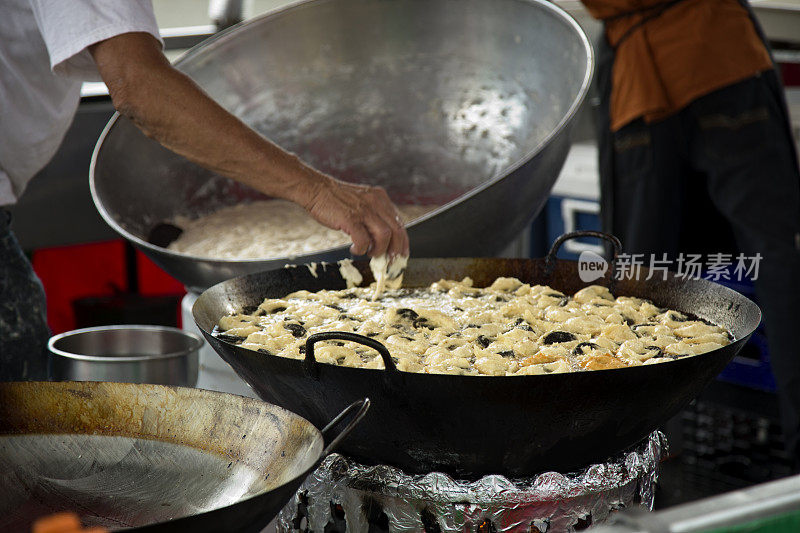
[0,0,162,205]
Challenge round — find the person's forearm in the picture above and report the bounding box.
[90,32,408,258]
[90,33,321,206]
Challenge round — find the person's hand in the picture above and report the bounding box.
[301,174,409,258]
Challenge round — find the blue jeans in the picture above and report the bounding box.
[0,208,49,380]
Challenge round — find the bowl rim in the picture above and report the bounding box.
[48,325,204,363]
[88,0,594,266]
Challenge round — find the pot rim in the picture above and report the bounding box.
[48,325,204,363]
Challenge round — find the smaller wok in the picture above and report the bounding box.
[0,381,368,532]
[193,232,761,477]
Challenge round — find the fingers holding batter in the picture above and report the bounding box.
[303,175,409,259]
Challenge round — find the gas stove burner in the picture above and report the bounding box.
[277,431,666,532]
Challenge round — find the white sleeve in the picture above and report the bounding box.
[27,0,164,81]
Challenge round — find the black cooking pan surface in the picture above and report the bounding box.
[193,233,760,477]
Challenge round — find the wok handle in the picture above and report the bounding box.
[545,230,622,289]
[304,331,397,373]
[320,398,371,456]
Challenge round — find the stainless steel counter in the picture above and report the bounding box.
[592,473,800,532]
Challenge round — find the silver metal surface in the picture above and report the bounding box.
[182,292,260,397]
[0,381,325,531]
[90,0,593,292]
[211,0,246,30]
[590,473,800,532]
[48,325,203,387]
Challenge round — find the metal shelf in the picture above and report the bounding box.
[593,474,800,532]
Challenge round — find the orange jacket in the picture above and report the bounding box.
[581,0,773,131]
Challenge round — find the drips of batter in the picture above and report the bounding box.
[369,254,408,300]
[215,277,732,376]
[338,259,363,288]
[168,200,435,260]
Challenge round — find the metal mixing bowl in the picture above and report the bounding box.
[49,325,203,386]
[90,0,593,292]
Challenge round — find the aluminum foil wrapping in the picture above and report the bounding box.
[277,431,667,532]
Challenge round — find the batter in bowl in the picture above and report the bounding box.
[167,200,435,259]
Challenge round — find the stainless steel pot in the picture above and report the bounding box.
[90,0,593,293]
[48,325,202,386]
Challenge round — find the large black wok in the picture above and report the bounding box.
[193,233,761,477]
[0,381,367,532]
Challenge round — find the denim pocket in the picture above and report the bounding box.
[697,105,772,167]
[612,123,653,186]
